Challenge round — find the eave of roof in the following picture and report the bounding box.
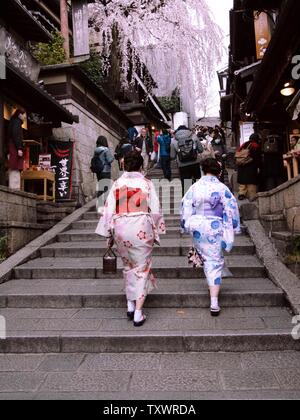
[40,63,133,126]
[3,62,78,124]
[1,0,52,42]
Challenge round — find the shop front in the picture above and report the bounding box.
[0,62,77,201]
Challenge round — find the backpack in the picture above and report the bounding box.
[235,144,253,167]
[178,137,197,163]
[91,150,105,174]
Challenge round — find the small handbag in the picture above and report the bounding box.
[188,247,205,268]
[263,135,280,154]
[103,247,117,274]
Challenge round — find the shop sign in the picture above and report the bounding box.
[38,154,52,171]
[49,140,74,200]
[0,25,40,82]
[72,0,89,57]
[254,11,272,60]
[240,122,254,145]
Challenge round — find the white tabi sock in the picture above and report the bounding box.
[134,309,143,323]
[211,297,219,310]
[127,300,135,313]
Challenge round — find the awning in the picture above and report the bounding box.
[2,0,52,42]
[1,63,78,125]
[245,0,300,113]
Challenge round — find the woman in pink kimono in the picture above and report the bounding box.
[96,151,166,327]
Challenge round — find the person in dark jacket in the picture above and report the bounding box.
[93,136,114,181]
[171,126,203,195]
[211,129,227,183]
[157,129,172,181]
[92,136,114,199]
[115,136,133,170]
[237,133,261,201]
[133,128,153,173]
[261,135,286,191]
[8,109,26,190]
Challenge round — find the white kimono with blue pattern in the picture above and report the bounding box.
[181,175,241,287]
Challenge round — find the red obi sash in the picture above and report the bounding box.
[115,187,149,214]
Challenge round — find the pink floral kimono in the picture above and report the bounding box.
[95,171,166,301]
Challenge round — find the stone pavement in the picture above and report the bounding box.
[0,351,300,400]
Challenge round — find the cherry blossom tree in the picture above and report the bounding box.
[89,0,223,124]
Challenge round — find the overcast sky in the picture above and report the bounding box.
[201,0,232,117]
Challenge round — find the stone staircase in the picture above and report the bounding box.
[0,192,299,354]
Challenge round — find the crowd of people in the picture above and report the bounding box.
[90,124,229,195]
[90,123,287,203]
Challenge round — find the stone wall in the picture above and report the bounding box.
[37,201,77,226]
[0,186,37,224]
[53,99,121,205]
[257,176,300,232]
[0,186,46,255]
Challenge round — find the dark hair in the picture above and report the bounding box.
[201,158,222,176]
[12,108,25,119]
[96,135,108,147]
[120,136,131,146]
[162,128,169,136]
[249,133,260,142]
[124,150,144,172]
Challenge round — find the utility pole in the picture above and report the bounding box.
[60,0,70,60]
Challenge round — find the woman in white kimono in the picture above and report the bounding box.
[96,150,166,327]
[181,158,240,316]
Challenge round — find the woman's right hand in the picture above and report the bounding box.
[18,150,23,157]
[107,237,114,248]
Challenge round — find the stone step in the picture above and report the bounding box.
[150,174,181,180]
[74,218,182,229]
[0,278,283,309]
[13,255,266,280]
[82,212,183,222]
[271,231,295,241]
[57,227,183,241]
[40,237,255,258]
[0,307,298,353]
[60,227,251,242]
[261,214,288,232]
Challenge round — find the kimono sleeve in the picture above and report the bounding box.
[220,186,241,252]
[95,183,116,238]
[180,186,195,233]
[149,180,166,235]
